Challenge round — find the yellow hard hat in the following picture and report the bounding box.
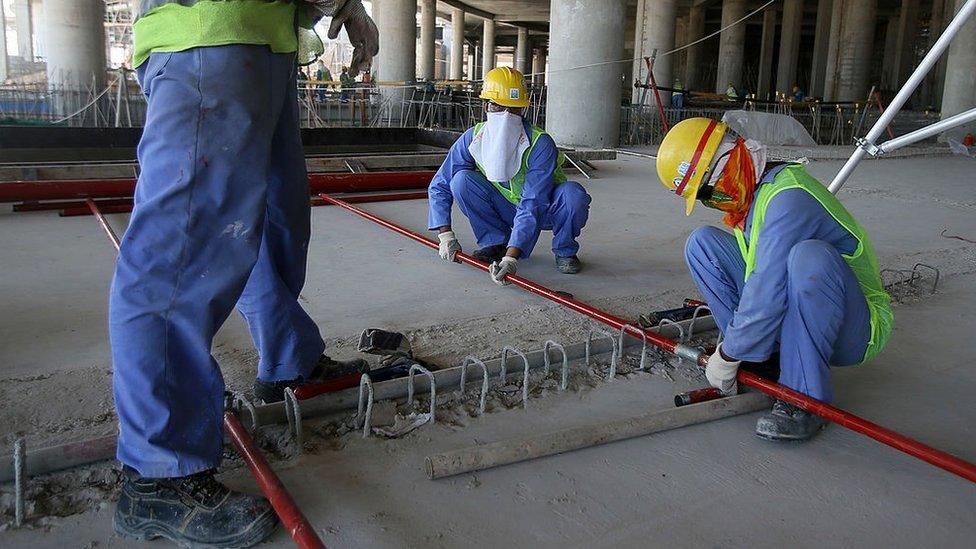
[480,67,529,108]
[656,117,728,215]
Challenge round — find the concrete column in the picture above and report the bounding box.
[757,8,778,100]
[715,0,748,94]
[546,0,626,148]
[941,0,976,135]
[632,0,676,103]
[515,27,530,74]
[881,16,899,89]
[893,0,920,87]
[450,8,465,80]
[822,0,845,101]
[374,0,417,100]
[809,0,832,97]
[15,0,34,61]
[472,42,481,80]
[924,0,947,107]
[673,15,688,84]
[482,19,495,78]
[832,0,877,101]
[776,0,803,95]
[532,46,547,85]
[684,6,705,90]
[1,8,8,82]
[419,0,436,80]
[43,0,107,90]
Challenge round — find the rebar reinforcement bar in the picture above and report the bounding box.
[424,392,771,479]
[318,192,976,484]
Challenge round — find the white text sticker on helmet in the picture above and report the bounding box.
[510,88,520,100]
[676,161,691,177]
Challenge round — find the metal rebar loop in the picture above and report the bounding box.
[357,374,374,438]
[283,388,303,451]
[407,364,437,422]
[687,305,712,341]
[543,340,569,390]
[912,263,940,294]
[501,346,532,408]
[617,324,649,372]
[459,356,489,415]
[656,319,686,363]
[14,438,26,527]
[232,392,259,431]
[586,327,620,381]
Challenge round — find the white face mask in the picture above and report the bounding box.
[468,111,530,183]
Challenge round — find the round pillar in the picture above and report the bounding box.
[450,8,465,80]
[941,0,976,137]
[43,0,106,90]
[419,0,436,80]
[632,0,676,104]
[482,19,496,78]
[715,0,747,94]
[374,0,417,102]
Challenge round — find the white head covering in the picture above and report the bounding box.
[468,111,531,183]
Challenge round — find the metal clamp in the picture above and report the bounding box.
[617,325,649,372]
[501,346,531,408]
[543,340,569,390]
[283,388,303,451]
[459,356,489,415]
[356,374,374,438]
[407,364,437,422]
[586,327,620,381]
[14,437,26,527]
[856,136,883,157]
[231,392,259,431]
[687,305,711,341]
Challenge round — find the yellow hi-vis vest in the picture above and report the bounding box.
[472,122,567,205]
[734,165,893,363]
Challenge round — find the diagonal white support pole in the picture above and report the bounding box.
[828,0,976,194]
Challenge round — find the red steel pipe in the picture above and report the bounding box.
[14,198,133,212]
[0,171,434,203]
[87,199,122,250]
[319,192,976,485]
[224,413,326,549]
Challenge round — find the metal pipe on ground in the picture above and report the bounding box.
[223,413,326,549]
[425,392,771,479]
[0,171,435,202]
[318,192,976,485]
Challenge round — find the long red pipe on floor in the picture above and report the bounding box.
[86,199,327,548]
[0,171,434,203]
[318,192,976,485]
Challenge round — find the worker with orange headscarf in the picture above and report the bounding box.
[656,118,893,441]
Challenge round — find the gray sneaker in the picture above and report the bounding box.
[555,255,582,274]
[755,400,827,441]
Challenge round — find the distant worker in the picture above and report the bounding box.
[726,82,739,100]
[792,85,804,102]
[110,1,377,547]
[672,79,685,109]
[340,65,355,102]
[428,67,591,282]
[656,118,892,441]
[316,60,333,102]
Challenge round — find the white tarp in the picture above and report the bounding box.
[721,110,818,146]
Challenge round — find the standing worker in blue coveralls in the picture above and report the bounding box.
[429,67,591,283]
[109,1,377,546]
[656,118,893,441]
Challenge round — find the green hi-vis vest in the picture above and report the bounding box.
[734,165,893,363]
[472,123,567,205]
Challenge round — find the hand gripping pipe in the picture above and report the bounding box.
[87,199,326,549]
[318,192,976,485]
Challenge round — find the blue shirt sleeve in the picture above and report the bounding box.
[722,188,859,361]
[508,133,559,253]
[427,128,476,230]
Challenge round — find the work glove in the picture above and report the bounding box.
[705,343,740,395]
[489,256,518,286]
[437,231,462,262]
[306,0,379,77]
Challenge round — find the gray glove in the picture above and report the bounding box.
[437,231,462,262]
[306,0,379,77]
[489,256,518,286]
[705,343,740,395]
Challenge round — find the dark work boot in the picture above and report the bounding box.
[114,468,278,548]
[254,354,369,404]
[471,244,507,264]
[755,400,828,442]
[555,255,582,274]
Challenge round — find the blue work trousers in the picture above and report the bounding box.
[110,45,325,478]
[684,227,871,402]
[450,169,590,258]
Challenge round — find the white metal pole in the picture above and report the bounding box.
[828,0,976,193]
[878,107,976,154]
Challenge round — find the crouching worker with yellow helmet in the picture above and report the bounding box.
[658,118,893,441]
[428,67,591,283]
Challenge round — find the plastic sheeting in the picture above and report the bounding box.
[721,110,817,146]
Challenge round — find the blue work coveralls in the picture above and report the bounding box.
[684,166,872,402]
[427,121,591,258]
[110,45,325,478]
